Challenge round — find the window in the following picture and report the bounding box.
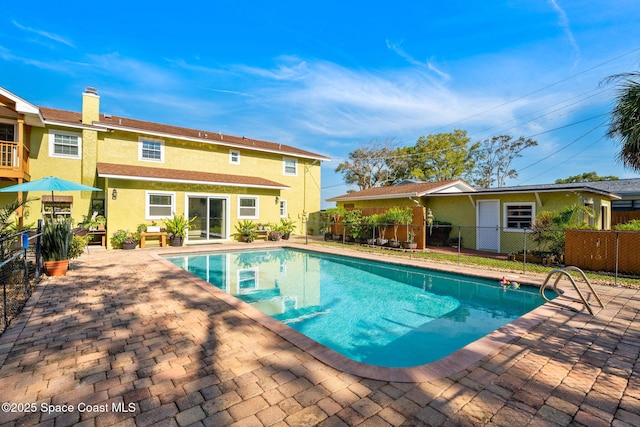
[238,268,258,293]
[504,203,535,230]
[230,150,240,164]
[139,138,164,162]
[279,200,287,218]
[283,158,297,176]
[0,122,16,167]
[146,192,174,219]
[0,123,15,141]
[49,131,81,158]
[612,200,640,211]
[238,196,258,218]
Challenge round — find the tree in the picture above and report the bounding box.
[471,135,537,188]
[603,71,640,171]
[390,130,479,182]
[335,139,397,190]
[554,172,619,183]
[531,204,595,258]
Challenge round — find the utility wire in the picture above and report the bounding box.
[427,46,640,134]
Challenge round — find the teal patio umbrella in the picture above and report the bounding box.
[0,176,102,219]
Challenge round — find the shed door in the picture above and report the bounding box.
[477,200,500,252]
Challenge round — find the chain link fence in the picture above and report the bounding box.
[0,223,42,333]
[314,221,640,283]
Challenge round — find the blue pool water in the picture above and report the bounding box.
[165,248,554,368]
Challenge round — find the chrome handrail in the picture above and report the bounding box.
[540,266,604,315]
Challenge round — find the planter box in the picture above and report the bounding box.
[513,254,555,265]
[147,226,161,232]
[402,241,417,249]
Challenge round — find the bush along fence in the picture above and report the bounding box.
[317,219,640,282]
[0,223,42,332]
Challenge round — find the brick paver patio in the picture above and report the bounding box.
[0,242,639,426]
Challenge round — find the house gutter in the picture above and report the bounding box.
[326,192,421,202]
[98,173,290,190]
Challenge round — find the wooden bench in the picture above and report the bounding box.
[139,231,167,248]
[87,230,106,247]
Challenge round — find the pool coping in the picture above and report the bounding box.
[151,242,587,383]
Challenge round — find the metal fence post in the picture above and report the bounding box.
[615,231,619,287]
[36,219,42,279]
[522,228,528,274]
[457,226,462,264]
[2,273,6,330]
[22,233,29,298]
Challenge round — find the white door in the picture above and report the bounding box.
[477,200,500,252]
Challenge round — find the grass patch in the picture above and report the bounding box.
[309,241,640,288]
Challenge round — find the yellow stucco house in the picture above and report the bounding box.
[0,86,329,246]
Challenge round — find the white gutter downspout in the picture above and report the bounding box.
[468,194,476,208]
[535,192,542,208]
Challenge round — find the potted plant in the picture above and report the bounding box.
[110,229,140,249]
[402,230,417,249]
[147,220,161,233]
[234,219,258,242]
[324,207,346,241]
[163,213,197,246]
[343,209,362,243]
[268,228,283,241]
[386,207,412,248]
[278,217,296,240]
[80,214,106,231]
[362,215,376,245]
[42,218,73,276]
[370,213,388,246]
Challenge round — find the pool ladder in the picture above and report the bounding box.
[540,266,604,315]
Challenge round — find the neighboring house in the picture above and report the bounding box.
[0,86,329,246]
[326,178,640,253]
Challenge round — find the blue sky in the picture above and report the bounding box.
[2,1,640,208]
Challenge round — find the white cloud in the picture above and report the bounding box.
[12,21,74,48]
[244,59,528,139]
[548,0,580,63]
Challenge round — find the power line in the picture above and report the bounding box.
[427,46,640,134]
[518,119,608,173]
[519,135,607,184]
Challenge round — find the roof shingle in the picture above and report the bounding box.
[40,107,329,161]
[97,162,289,189]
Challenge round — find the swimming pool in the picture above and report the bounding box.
[165,248,554,368]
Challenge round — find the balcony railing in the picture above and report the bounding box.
[0,140,18,169]
[0,140,29,180]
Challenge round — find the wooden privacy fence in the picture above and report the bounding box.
[612,211,640,226]
[328,206,427,249]
[565,229,640,275]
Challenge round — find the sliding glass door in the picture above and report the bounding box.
[187,196,228,241]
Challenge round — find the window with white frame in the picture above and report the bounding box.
[504,203,535,230]
[283,158,297,176]
[279,200,287,218]
[139,138,164,162]
[146,192,174,219]
[49,130,81,158]
[230,150,240,164]
[238,196,258,218]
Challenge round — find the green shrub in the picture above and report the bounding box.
[42,218,73,261]
[69,234,91,259]
[614,219,640,230]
